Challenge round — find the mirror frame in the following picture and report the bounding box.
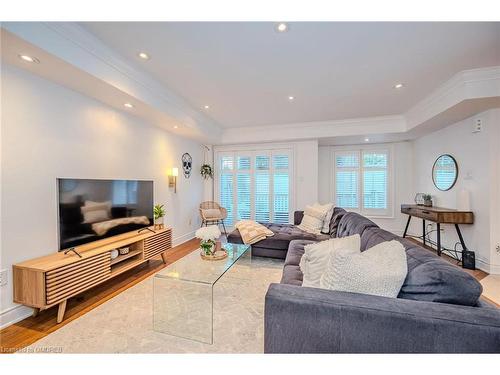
[432,154,458,191]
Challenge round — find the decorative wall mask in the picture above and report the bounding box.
[182,153,193,178]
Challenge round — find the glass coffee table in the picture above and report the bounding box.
[153,243,251,344]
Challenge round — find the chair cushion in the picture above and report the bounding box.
[202,208,221,219]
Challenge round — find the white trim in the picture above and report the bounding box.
[0,305,33,330]
[172,231,195,247]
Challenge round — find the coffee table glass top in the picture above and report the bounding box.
[154,242,251,285]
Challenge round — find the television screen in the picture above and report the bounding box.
[57,178,154,251]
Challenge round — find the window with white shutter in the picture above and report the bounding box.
[216,149,293,226]
[333,148,391,217]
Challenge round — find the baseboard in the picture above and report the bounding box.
[0,304,33,330]
[173,230,195,247]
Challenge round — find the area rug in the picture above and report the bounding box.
[480,275,500,307]
[23,255,283,353]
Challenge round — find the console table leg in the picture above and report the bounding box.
[422,219,426,246]
[32,308,40,318]
[436,223,442,256]
[57,300,67,323]
[161,251,168,264]
[403,216,411,238]
[455,224,467,251]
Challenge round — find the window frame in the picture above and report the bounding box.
[214,147,294,226]
[331,146,393,218]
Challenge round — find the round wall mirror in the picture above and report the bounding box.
[432,154,458,191]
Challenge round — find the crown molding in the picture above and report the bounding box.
[405,66,500,131]
[2,22,223,142]
[220,115,406,144]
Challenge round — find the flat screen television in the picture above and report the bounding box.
[57,178,154,251]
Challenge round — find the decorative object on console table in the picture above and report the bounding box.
[401,204,474,269]
[422,194,433,207]
[13,227,172,323]
[182,153,192,178]
[153,204,166,230]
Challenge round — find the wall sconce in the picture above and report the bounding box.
[169,167,178,193]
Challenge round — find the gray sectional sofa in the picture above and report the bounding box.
[229,209,500,353]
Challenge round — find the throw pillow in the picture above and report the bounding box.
[311,202,334,234]
[328,207,346,237]
[298,205,328,235]
[300,234,361,288]
[320,240,408,298]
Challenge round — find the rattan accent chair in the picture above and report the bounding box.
[199,201,228,235]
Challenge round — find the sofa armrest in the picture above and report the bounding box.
[264,283,500,353]
[293,211,304,225]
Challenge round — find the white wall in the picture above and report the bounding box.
[411,109,500,274]
[0,65,205,327]
[318,142,414,234]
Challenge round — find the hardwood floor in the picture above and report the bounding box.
[0,238,199,353]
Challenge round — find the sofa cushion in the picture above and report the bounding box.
[280,264,303,286]
[328,207,347,236]
[336,212,378,247]
[397,238,482,306]
[228,223,329,251]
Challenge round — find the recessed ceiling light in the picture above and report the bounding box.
[394,83,404,89]
[288,96,295,101]
[204,105,210,109]
[138,52,150,60]
[364,137,370,142]
[275,23,288,33]
[18,54,40,63]
[173,125,178,129]
[124,103,134,108]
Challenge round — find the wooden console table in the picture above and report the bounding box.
[13,227,172,323]
[401,204,473,256]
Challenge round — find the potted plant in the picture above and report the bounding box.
[153,204,166,230]
[195,225,225,260]
[200,164,214,179]
[422,194,433,207]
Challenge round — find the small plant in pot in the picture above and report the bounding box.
[200,164,214,180]
[153,204,166,230]
[422,194,433,207]
[195,225,225,260]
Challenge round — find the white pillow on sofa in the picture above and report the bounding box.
[299,234,361,288]
[311,202,334,233]
[298,205,328,235]
[320,240,408,298]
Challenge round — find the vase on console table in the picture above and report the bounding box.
[154,217,164,230]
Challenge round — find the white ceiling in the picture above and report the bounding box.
[81,22,500,128]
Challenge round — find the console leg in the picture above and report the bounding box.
[436,223,441,256]
[161,252,168,264]
[32,308,40,318]
[57,300,67,323]
[402,216,411,238]
[422,219,426,246]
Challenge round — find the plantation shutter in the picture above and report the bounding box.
[335,151,360,209]
[219,154,234,226]
[255,154,271,222]
[236,156,252,220]
[272,152,290,224]
[362,151,388,213]
[216,149,293,226]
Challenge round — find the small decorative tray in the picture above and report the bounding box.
[200,250,228,261]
